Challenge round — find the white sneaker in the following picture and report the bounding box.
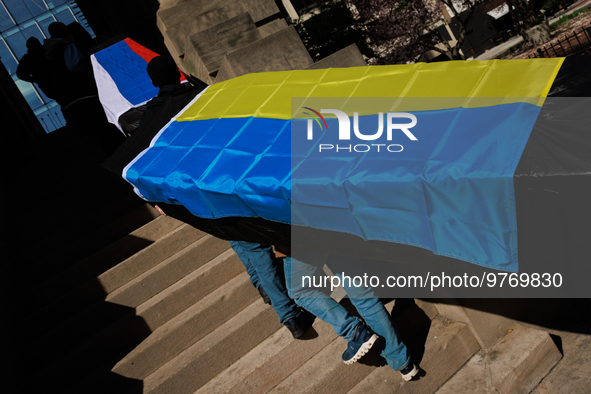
[400,362,419,381]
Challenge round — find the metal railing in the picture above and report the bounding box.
[530,24,591,57]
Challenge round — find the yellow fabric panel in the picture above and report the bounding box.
[178,58,564,122]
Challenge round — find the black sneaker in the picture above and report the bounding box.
[399,362,419,381]
[342,322,378,365]
[284,311,314,339]
[257,285,271,305]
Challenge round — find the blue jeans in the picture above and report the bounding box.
[284,254,410,371]
[230,241,299,324]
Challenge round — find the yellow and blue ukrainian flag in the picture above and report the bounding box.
[120,58,564,272]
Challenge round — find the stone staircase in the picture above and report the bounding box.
[4,129,562,394]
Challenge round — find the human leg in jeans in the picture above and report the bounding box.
[229,241,312,338]
[284,255,360,340]
[233,243,261,289]
[336,272,410,371]
[284,254,379,364]
[285,253,417,380]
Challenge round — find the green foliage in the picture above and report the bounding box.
[541,0,570,12]
[550,7,590,29]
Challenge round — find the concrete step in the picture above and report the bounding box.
[112,270,257,379]
[142,299,282,394]
[214,26,312,82]
[23,301,150,394]
[268,335,376,394]
[97,224,208,294]
[198,299,420,394]
[435,324,562,394]
[133,249,246,331]
[21,232,228,384]
[104,234,231,307]
[3,202,158,320]
[26,249,245,394]
[349,316,480,394]
[259,299,426,394]
[53,250,247,394]
[22,227,219,359]
[18,223,206,342]
[195,314,338,394]
[20,215,183,316]
[15,192,147,274]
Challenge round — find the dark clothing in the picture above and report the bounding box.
[117,84,196,136]
[118,104,148,137]
[104,84,204,175]
[63,96,126,155]
[16,51,58,99]
[43,37,124,155]
[140,83,196,126]
[43,37,98,107]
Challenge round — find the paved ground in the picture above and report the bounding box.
[474,5,591,392]
[530,300,591,393]
[475,35,524,60]
[475,0,591,60]
[534,329,591,393]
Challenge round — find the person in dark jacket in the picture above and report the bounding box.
[140,56,194,125]
[16,37,58,100]
[143,56,313,339]
[44,22,124,155]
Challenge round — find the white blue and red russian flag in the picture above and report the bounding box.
[91,38,186,131]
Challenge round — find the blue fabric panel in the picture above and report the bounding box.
[125,117,293,221]
[125,102,542,271]
[93,40,158,105]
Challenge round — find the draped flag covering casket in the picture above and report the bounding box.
[102,56,591,281]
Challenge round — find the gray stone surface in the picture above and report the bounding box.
[435,299,516,350]
[19,220,204,342]
[258,18,288,38]
[97,224,206,293]
[215,26,313,82]
[157,0,229,33]
[215,54,237,82]
[142,299,281,394]
[157,0,278,34]
[167,2,248,58]
[196,317,337,394]
[269,336,376,394]
[415,298,440,321]
[158,0,188,11]
[526,22,551,47]
[163,33,183,69]
[242,0,280,22]
[437,324,562,394]
[30,215,182,307]
[135,249,245,330]
[533,329,591,394]
[113,271,257,379]
[489,324,561,394]
[306,44,367,69]
[183,12,261,83]
[105,235,230,307]
[349,318,480,394]
[435,352,489,393]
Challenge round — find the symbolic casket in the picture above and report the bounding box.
[101,52,591,295]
